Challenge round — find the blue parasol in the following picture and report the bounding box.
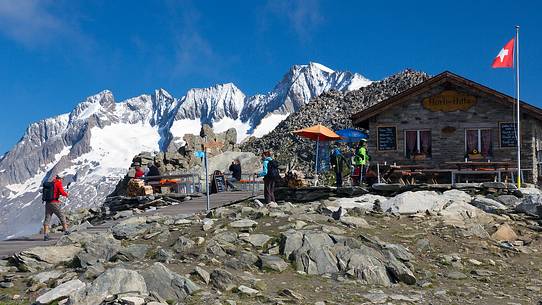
[336,128,368,143]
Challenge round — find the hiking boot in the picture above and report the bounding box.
[43,235,50,241]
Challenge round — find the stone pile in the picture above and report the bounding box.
[241,70,430,172]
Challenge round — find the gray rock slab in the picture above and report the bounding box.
[259,255,289,272]
[140,262,199,302]
[242,234,272,248]
[229,219,258,229]
[36,279,86,304]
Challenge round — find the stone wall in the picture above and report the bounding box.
[364,83,541,183]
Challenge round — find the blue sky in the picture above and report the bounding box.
[1,0,541,154]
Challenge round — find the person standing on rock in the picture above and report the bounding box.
[257,151,278,204]
[330,145,348,187]
[42,175,69,241]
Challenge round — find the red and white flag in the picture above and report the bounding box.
[491,38,515,68]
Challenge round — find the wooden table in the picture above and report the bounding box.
[444,161,515,171]
[386,164,431,185]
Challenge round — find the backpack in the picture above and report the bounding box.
[265,159,281,181]
[42,181,56,202]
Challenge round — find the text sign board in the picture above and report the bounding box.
[500,122,517,148]
[422,90,476,112]
[213,174,226,193]
[377,126,397,151]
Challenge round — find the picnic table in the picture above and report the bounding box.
[385,164,431,184]
[444,161,515,171]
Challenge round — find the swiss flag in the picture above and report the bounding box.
[491,38,515,68]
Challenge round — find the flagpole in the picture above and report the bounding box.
[516,25,521,189]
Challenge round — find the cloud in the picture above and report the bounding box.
[0,1,64,47]
[264,0,324,40]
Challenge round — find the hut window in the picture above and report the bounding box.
[465,129,493,158]
[405,130,431,159]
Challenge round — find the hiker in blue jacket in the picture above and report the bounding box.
[257,151,277,204]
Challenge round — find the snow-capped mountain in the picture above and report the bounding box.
[0,62,370,239]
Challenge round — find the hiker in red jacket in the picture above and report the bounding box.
[134,165,145,179]
[43,175,69,241]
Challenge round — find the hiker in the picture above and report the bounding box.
[353,139,370,186]
[257,151,279,204]
[42,175,69,241]
[227,159,242,190]
[134,165,145,179]
[330,145,349,187]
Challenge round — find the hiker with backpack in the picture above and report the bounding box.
[330,145,349,187]
[257,151,279,204]
[42,175,69,241]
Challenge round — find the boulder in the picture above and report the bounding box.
[491,223,518,242]
[336,247,391,286]
[140,263,199,302]
[120,296,145,305]
[12,245,81,272]
[496,195,521,208]
[442,189,472,203]
[115,244,150,261]
[31,270,64,285]
[36,279,86,304]
[241,234,272,248]
[293,232,338,275]
[520,187,541,196]
[74,268,147,305]
[237,285,259,296]
[380,191,448,214]
[258,255,289,272]
[77,235,122,267]
[340,216,372,228]
[384,251,416,285]
[173,236,195,253]
[438,201,493,228]
[471,196,508,214]
[112,217,150,240]
[193,266,210,284]
[229,219,258,229]
[210,268,238,291]
[516,194,542,217]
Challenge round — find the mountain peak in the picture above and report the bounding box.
[154,88,173,100]
[308,62,335,73]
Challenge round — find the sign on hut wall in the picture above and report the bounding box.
[377,126,397,151]
[500,122,517,148]
[422,90,476,112]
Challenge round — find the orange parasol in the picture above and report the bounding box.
[293,124,342,176]
[293,124,342,141]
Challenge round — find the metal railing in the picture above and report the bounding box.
[143,173,202,194]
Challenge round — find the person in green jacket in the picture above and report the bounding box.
[352,139,370,186]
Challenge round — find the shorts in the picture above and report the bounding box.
[43,202,67,227]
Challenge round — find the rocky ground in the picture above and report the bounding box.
[1,185,542,305]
